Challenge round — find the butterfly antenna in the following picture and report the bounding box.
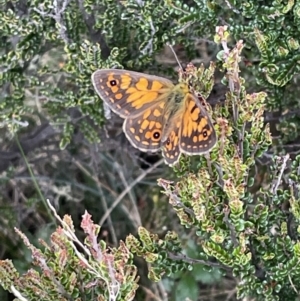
[167,43,183,71]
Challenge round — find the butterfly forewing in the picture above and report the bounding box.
[92,69,174,118]
[179,94,217,154]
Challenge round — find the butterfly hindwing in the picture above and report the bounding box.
[161,117,182,166]
[123,103,168,152]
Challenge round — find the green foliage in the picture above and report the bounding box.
[2,0,300,301]
[125,28,300,301]
[0,209,139,301]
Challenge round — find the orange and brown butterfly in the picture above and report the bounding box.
[91,68,217,166]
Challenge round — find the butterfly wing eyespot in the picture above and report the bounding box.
[179,93,217,155]
[91,69,174,118]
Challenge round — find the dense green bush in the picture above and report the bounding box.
[1,1,300,301]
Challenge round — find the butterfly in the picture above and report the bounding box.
[91,69,217,166]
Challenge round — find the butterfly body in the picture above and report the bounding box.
[92,69,217,166]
